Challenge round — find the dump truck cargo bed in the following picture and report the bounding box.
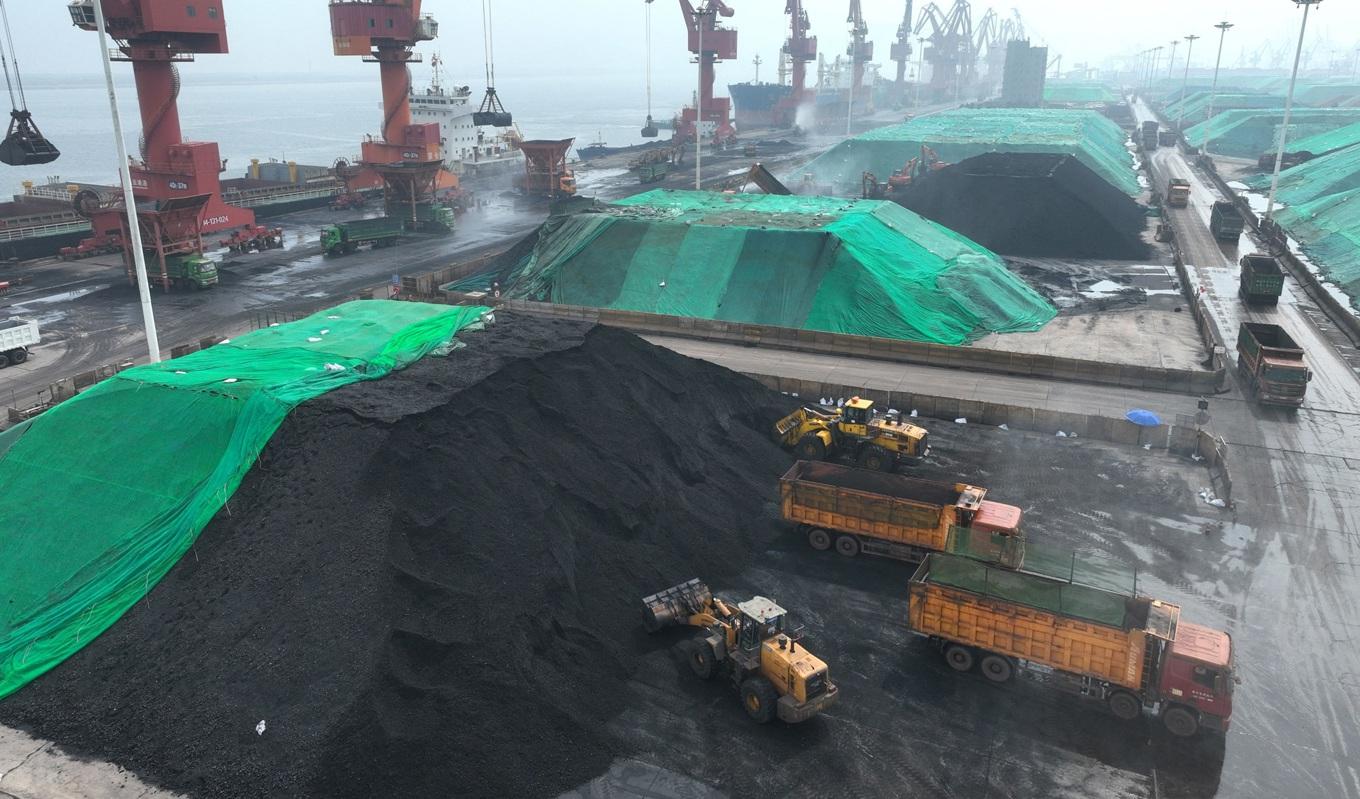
[907,553,1180,690]
[779,461,1022,562]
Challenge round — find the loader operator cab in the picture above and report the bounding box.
[839,397,875,437]
[737,597,787,652]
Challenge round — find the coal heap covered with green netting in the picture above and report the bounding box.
[450,190,1056,346]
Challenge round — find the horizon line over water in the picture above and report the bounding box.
[4,70,697,194]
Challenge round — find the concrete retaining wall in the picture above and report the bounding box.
[418,293,1224,395]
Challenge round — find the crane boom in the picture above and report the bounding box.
[890,1,915,90]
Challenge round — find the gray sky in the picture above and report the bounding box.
[9,1,1360,84]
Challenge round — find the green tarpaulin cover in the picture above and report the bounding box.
[802,108,1140,196]
[0,300,490,698]
[463,190,1055,346]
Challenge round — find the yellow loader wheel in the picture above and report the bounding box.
[858,445,893,472]
[681,639,719,680]
[740,676,779,724]
[796,435,827,460]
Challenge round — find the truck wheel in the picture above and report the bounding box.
[979,653,1013,683]
[1108,691,1142,721]
[685,639,718,681]
[0,352,9,369]
[9,348,27,365]
[807,527,832,551]
[858,446,893,472]
[796,435,826,460]
[834,534,860,558]
[740,676,779,724]
[944,644,975,672]
[1162,705,1199,738]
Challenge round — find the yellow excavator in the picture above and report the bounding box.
[642,578,838,724]
[774,397,929,471]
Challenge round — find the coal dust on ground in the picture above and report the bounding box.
[0,315,1229,799]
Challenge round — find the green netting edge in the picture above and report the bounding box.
[0,300,490,699]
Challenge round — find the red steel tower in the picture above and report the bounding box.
[69,0,257,289]
[329,0,450,231]
[675,0,737,145]
[774,0,817,127]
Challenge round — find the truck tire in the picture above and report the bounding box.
[1162,705,1199,738]
[806,527,832,551]
[944,644,974,672]
[979,653,1013,683]
[796,435,826,460]
[0,351,9,369]
[1108,691,1142,721]
[834,534,860,558]
[858,445,892,472]
[9,348,27,365]
[684,639,719,681]
[740,676,779,724]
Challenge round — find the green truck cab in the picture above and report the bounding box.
[166,254,218,290]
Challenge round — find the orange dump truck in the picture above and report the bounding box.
[908,552,1236,737]
[778,461,1024,563]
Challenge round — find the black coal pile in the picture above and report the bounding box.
[894,152,1151,260]
[0,314,796,799]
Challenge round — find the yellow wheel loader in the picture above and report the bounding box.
[642,578,838,724]
[774,397,928,471]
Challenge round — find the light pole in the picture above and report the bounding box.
[1151,46,1163,89]
[92,0,160,363]
[1201,21,1233,156]
[1167,39,1179,78]
[694,6,714,190]
[1178,35,1199,132]
[1352,47,1360,82]
[915,36,926,108]
[1265,0,1323,222]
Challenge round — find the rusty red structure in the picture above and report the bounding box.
[773,0,817,127]
[68,0,260,290]
[329,0,451,230]
[518,139,576,201]
[674,0,737,145]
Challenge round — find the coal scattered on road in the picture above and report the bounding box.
[0,314,795,799]
[894,152,1151,260]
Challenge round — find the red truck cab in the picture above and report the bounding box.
[1158,621,1235,734]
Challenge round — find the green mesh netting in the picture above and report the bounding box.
[465,190,1055,345]
[0,300,490,699]
[1185,108,1360,159]
[1166,92,1281,133]
[925,552,1135,629]
[1288,121,1360,157]
[1043,83,1119,104]
[1275,187,1360,311]
[801,108,1140,196]
[1243,143,1360,205]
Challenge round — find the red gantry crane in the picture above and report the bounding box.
[329,0,454,232]
[67,0,273,290]
[675,0,737,146]
[773,0,816,128]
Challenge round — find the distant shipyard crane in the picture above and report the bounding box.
[68,0,266,291]
[973,8,1025,95]
[329,1,453,232]
[675,0,737,145]
[846,1,872,103]
[914,0,974,101]
[774,0,817,127]
[889,1,915,103]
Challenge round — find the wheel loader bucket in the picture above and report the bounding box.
[641,578,712,633]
